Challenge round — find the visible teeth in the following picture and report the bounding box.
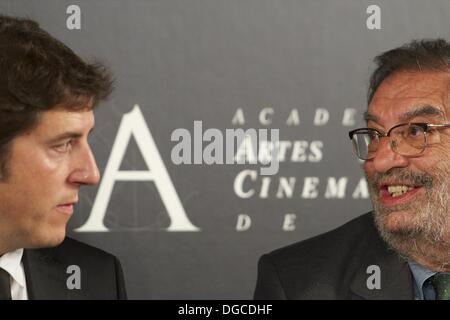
[387,185,414,197]
[391,192,404,197]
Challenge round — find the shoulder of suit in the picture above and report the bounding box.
[60,237,114,255]
[264,212,380,269]
[35,237,118,265]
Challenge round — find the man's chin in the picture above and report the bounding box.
[373,208,422,243]
[26,229,66,249]
[380,210,418,234]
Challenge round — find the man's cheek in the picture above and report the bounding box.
[363,158,371,170]
[363,163,374,181]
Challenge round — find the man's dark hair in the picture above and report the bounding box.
[0,15,113,179]
[368,39,450,104]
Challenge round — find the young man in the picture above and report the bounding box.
[0,15,126,299]
[254,39,450,300]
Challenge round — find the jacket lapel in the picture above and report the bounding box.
[23,248,84,300]
[349,233,414,300]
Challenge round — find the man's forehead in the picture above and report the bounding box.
[373,70,450,96]
[31,109,95,136]
[367,71,450,124]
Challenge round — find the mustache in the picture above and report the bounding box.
[368,169,434,190]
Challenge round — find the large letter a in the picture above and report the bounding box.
[75,105,200,232]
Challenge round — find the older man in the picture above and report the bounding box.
[0,15,126,299]
[254,39,450,300]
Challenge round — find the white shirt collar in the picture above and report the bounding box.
[0,248,26,288]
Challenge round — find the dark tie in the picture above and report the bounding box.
[431,273,450,300]
[0,267,11,300]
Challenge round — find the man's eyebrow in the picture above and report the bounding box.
[399,105,445,122]
[48,127,95,143]
[48,132,83,143]
[363,105,444,124]
[363,111,379,123]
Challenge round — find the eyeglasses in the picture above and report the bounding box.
[348,122,450,160]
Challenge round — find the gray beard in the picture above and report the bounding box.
[368,169,450,270]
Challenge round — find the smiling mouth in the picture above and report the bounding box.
[378,183,423,205]
[386,185,415,197]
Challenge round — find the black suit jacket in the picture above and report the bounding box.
[23,237,127,300]
[254,212,414,299]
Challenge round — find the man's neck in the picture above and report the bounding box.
[394,240,450,272]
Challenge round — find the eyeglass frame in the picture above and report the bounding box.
[348,122,450,160]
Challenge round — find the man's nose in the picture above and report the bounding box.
[371,138,409,173]
[67,144,100,186]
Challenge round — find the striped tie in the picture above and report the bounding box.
[431,273,450,300]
